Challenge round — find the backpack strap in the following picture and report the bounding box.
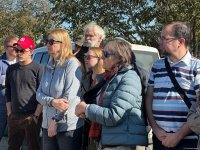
[164,57,191,109]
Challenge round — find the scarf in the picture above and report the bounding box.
[89,66,120,141]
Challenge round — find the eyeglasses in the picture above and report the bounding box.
[46,39,62,46]
[102,50,115,58]
[6,45,15,49]
[84,54,99,60]
[158,36,177,42]
[14,48,29,54]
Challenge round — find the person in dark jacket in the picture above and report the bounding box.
[81,47,105,150]
[75,39,148,150]
[0,36,18,141]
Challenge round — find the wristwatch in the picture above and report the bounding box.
[52,116,59,122]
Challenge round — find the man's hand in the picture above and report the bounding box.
[6,102,12,117]
[7,112,12,117]
[162,132,182,148]
[48,120,57,137]
[153,127,167,141]
[51,99,69,112]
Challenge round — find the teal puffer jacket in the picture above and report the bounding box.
[87,65,148,146]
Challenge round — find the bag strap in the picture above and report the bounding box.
[164,57,191,109]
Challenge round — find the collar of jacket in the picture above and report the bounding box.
[118,65,134,74]
[0,52,7,60]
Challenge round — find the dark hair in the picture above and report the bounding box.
[3,35,18,48]
[170,22,191,47]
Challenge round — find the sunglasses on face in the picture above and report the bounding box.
[84,54,99,60]
[46,39,62,46]
[102,50,115,58]
[6,45,15,49]
[14,48,29,54]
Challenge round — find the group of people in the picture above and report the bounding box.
[0,21,200,150]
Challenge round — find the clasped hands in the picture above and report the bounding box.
[154,127,182,148]
[51,98,69,112]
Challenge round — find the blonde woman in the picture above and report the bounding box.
[81,47,105,96]
[81,47,105,150]
[36,28,83,150]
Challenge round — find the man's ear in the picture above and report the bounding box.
[98,36,103,43]
[30,50,34,56]
[178,38,185,47]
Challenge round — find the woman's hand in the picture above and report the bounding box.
[75,101,87,117]
[48,120,57,137]
[51,99,69,112]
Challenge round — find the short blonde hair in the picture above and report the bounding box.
[89,47,104,74]
[49,28,74,66]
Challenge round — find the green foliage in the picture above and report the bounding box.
[153,0,200,56]
[50,0,158,46]
[50,0,200,57]
[0,0,60,54]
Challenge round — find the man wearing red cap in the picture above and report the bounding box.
[6,36,43,150]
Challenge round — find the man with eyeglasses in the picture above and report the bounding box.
[146,22,200,149]
[0,36,18,142]
[6,35,43,150]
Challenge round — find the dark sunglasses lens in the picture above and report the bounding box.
[15,48,25,53]
[84,55,91,60]
[46,39,54,45]
[103,51,108,58]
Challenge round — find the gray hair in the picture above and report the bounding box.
[84,21,106,40]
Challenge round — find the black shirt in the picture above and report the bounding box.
[6,61,43,114]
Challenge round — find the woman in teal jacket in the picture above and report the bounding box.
[75,39,148,150]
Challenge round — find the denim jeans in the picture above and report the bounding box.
[7,113,42,150]
[42,126,83,150]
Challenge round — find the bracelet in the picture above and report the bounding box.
[33,114,39,120]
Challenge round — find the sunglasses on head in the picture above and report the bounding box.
[84,54,99,60]
[102,50,115,58]
[46,39,62,46]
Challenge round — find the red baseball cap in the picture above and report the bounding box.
[16,35,34,51]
